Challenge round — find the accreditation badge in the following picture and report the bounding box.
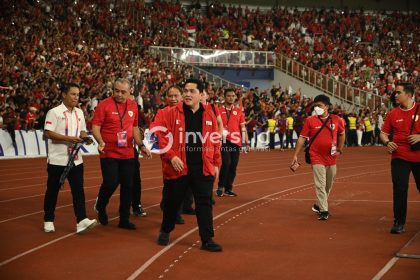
[117,131,128,147]
[68,145,79,160]
[331,142,337,155]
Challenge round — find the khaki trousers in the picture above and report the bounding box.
[312,164,337,212]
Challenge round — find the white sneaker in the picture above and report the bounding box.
[44,221,55,233]
[76,218,97,233]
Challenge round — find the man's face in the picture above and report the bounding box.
[200,90,209,103]
[395,86,411,104]
[183,83,201,108]
[63,87,80,108]
[113,81,130,103]
[225,91,236,105]
[167,87,182,107]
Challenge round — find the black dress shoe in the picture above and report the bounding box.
[97,210,108,225]
[118,221,136,230]
[175,215,185,224]
[390,222,405,234]
[201,239,223,252]
[157,232,170,246]
[182,208,196,215]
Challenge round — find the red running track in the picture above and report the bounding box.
[0,147,419,279]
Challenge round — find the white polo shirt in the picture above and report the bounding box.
[44,103,87,166]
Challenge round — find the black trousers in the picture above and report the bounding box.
[349,129,357,147]
[278,132,285,148]
[269,132,275,150]
[132,149,142,209]
[391,158,420,224]
[44,163,87,223]
[96,158,134,223]
[286,129,294,148]
[218,141,240,191]
[161,169,214,241]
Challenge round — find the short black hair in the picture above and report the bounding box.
[164,85,182,97]
[184,78,204,92]
[397,82,414,96]
[313,94,331,106]
[224,88,236,97]
[61,83,80,93]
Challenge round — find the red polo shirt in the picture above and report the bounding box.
[219,105,245,147]
[300,114,345,166]
[381,103,420,162]
[92,96,138,159]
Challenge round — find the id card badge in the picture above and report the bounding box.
[117,131,128,147]
[68,145,79,161]
[331,143,337,155]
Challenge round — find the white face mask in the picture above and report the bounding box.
[314,106,325,116]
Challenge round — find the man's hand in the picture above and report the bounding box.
[214,166,220,180]
[69,136,83,144]
[170,156,184,172]
[386,141,398,153]
[98,142,105,154]
[141,146,152,159]
[408,134,420,145]
[291,155,299,166]
[81,136,94,145]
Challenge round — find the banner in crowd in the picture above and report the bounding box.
[0,129,296,158]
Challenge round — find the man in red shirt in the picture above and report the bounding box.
[92,78,149,230]
[217,89,249,197]
[156,78,222,252]
[291,95,345,220]
[380,83,420,234]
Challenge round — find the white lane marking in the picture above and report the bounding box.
[0,203,160,267]
[127,169,387,279]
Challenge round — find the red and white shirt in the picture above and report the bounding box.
[219,105,245,147]
[44,103,86,166]
[300,114,345,165]
[381,103,420,162]
[92,96,138,159]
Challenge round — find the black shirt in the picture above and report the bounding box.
[184,103,204,169]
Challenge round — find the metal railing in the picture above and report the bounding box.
[276,53,387,109]
[150,47,248,90]
[150,46,275,68]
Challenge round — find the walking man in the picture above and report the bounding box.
[156,78,222,251]
[380,83,420,234]
[43,83,97,233]
[291,94,345,220]
[92,78,150,230]
[217,89,249,197]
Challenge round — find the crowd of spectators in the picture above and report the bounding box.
[0,0,418,147]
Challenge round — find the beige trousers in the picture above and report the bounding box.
[312,164,337,212]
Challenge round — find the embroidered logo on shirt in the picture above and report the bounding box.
[128,110,133,117]
[206,121,212,125]
[46,121,52,125]
[176,119,180,124]
[396,119,403,122]
[233,111,238,115]
[112,112,119,115]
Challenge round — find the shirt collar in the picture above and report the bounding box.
[183,102,204,113]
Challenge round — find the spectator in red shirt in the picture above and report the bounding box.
[92,78,149,230]
[380,83,420,234]
[291,94,345,220]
